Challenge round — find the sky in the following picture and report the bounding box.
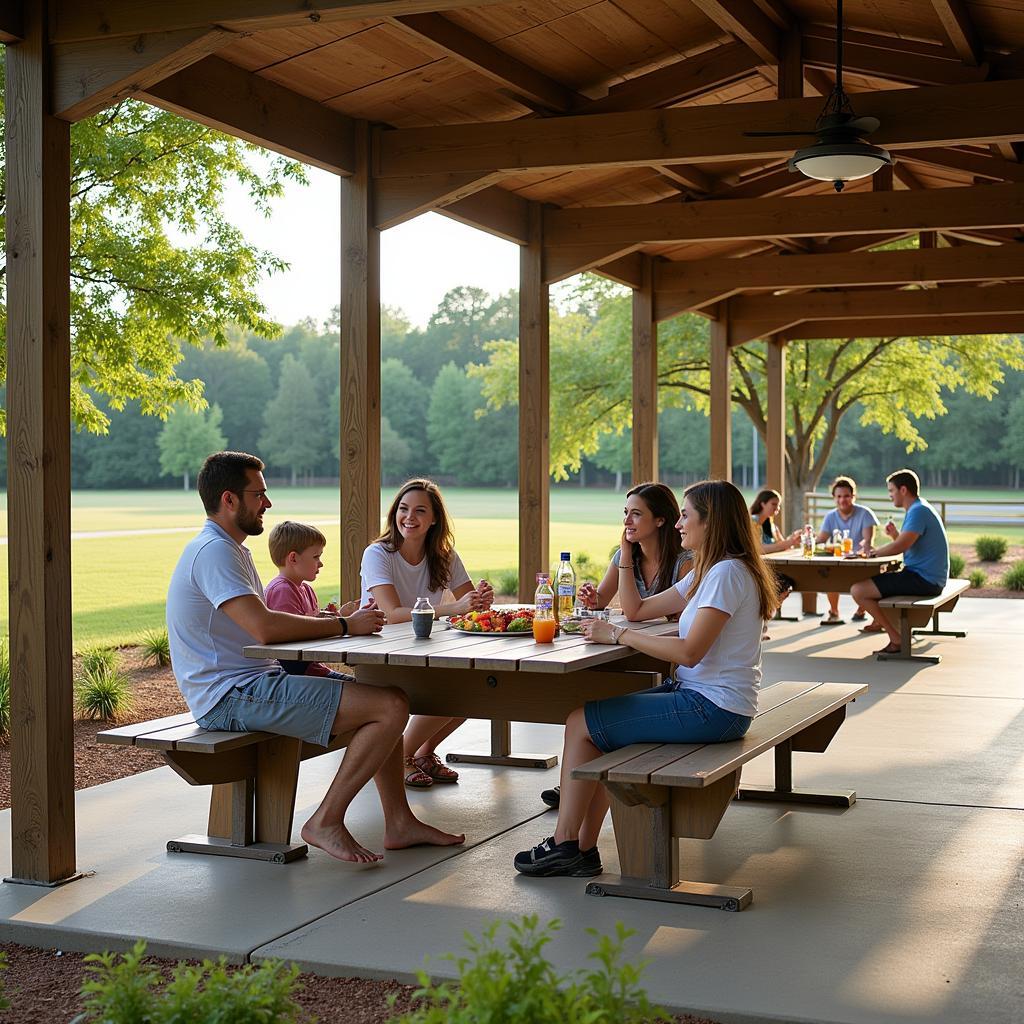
[220,163,522,330]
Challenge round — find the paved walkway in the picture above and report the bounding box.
[1,595,1021,1024]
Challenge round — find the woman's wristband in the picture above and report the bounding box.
[618,563,634,570]
[337,616,348,637]
[613,625,628,645]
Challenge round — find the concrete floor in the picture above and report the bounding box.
[1,594,1021,1023]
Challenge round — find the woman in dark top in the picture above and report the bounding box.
[750,489,800,612]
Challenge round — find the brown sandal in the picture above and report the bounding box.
[403,757,434,788]
[413,752,459,783]
[875,641,902,656]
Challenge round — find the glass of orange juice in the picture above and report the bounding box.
[533,616,557,643]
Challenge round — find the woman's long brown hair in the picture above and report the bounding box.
[684,480,779,620]
[749,488,782,518]
[626,482,684,591]
[375,478,456,594]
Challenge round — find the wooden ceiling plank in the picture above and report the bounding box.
[375,78,1024,177]
[656,244,1024,292]
[779,314,1024,339]
[930,0,983,66]
[688,0,783,64]
[389,12,579,112]
[53,26,233,121]
[543,183,1024,247]
[142,55,355,174]
[51,1,510,42]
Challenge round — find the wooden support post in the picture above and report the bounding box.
[632,254,657,483]
[5,1,79,887]
[340,122,381,602]
[518,202,549,600]
[766,337,787,528]
[709,312,731,480]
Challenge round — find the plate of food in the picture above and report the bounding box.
[447,607,536,635]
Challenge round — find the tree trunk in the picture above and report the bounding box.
[615,469,623,490]
[290,466,297,486]
[182,471,189,491]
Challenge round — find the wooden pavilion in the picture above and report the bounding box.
[5,0,1024,884]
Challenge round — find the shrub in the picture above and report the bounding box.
[76,666,133,722]
[974,536,1009,562]
[0,639,10,742]
[495,568,519,597]
[969,569,987,589]
[1002,560,1024,592]
[948,553,966,578]
[388,916,668,1024]
[78,940,305,1023]
[81,645,118,676]
[139,628,171,668]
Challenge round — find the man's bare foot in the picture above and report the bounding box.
[384,816,465,850]
[300,820,382,863]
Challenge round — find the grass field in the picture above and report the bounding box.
[0,486,1020,650]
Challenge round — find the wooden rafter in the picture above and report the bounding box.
[779,313,1024,339]
[689,0,784,64]
[543,243,644,285]
[374,171,504,229]
[0,0,22,42]
[897,146,1024,182]
[930,0,983,66]
[375,78,1024,177]
[439,186,530,245]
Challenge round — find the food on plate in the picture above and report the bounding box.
[449,607,535,633]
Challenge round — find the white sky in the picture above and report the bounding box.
[220,164,522,330]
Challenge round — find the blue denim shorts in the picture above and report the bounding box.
[196,669,344,748]
[584,681,752,753]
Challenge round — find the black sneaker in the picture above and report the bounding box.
[574,846,603,877]
[514,837,583,876]
[540,785,560,809]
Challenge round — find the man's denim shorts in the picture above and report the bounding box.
[196,669,345,748]
[584,681,752,753]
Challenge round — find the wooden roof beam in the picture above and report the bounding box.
[930,0,983,66]
[778,313,1024,339]
[438,186,530,245]
[0,1,22,42]
[142,55,356,174]
[543,183,1024,247]
[373,171,503,229]
[390,13,581,113]
[689,0,786,64]
[51,0,509,42]
[898,146,1024,182]
[375,78,1024,177]
[543,244,644,285]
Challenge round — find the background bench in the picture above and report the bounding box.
[877,578,970,663]
[99,714,352,863]
[572,680,866,912]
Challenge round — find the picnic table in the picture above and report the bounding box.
[244,612,678,766]
[766,551,900,616]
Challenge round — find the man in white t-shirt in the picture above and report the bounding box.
[166,451,465,864]
[815,475,879,625]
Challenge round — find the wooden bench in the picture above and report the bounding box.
[98,713,352,863]
[572,680,866,912]
[876,578,970,663]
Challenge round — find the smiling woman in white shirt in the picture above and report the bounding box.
[513,479,779,879]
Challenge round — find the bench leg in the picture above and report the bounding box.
[738,733,857,808]
[876,609,941,664]
[587,777,752,912]
[912,610,966,640]
[445,719,558,770]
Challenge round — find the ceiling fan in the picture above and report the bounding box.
[745,0,893,192]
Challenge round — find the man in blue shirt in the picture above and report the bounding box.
[851,468,949,656]
[167,451,465,864]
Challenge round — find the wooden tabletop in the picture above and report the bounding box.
[244,614,679,676]
[766,552,900,570]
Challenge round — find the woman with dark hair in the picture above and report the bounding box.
[361,478,493,789]
[514,480,778,879]
[749,489,801,555]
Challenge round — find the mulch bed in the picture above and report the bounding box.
[0,648,721,1024]
[951,542,1024,599]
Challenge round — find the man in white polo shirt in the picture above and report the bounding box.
[167,451,464,863]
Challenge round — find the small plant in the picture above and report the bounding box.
[76,665,133,722]
[948,553,966,578]
[139,628,171,668]
[78,940,305,1023]
[1002,560,1024,592]
[969,569,987,589]
[0,639,10,742]
[388,916,668,1024]
[974,535,1009,562]
[495,568,519,597]
[80,645,118,676]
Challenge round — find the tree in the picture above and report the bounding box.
[0,71,304,435]
[592,430,632,489]
[382,358,432,473]
[74,399,164,488]
[158,405,226,489]
[259,355,331,483]
[381,415,412,484]
[1004,391,1024,488]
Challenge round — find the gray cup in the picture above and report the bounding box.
[411,598,434,638]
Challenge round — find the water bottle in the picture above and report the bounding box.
[802,525,814,558]
[411,596,434,638]
[832,528,843,556]
[555,551,576,622]
[533,573,556,642]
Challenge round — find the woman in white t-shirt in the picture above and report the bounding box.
[361,478,493,789]
[514,479,779,879]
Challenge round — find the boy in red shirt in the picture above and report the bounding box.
[265,521,353,680]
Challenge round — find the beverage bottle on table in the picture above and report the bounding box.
[533,572,557,643]
[832,528,842,556]
[555,551,576,622]
[411,596,434,638]
[842,529,853,556]
[802,525,815,558]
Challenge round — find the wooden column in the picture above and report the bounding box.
[709,310,731,481]
[340,121,381,601]
[632,254,657,483]
[766,337,787,529]
[518,202,549,599]
[6,1,77,884]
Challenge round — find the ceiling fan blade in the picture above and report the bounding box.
[743,129,817,137]
[847,115,880,134]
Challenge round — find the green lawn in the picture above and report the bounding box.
[0,485,1019,650]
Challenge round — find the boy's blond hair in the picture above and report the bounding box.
[268,521,327,567]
